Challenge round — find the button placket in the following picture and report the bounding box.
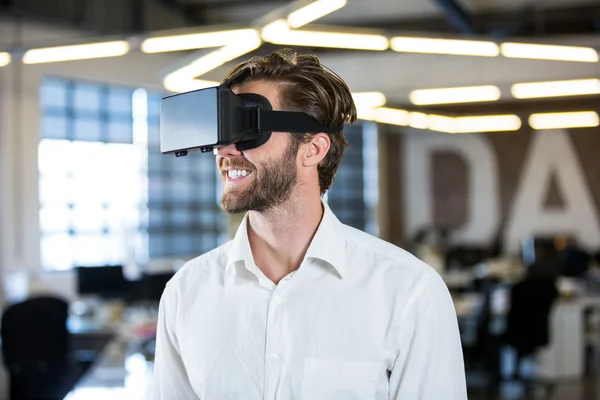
[263,283,288,400]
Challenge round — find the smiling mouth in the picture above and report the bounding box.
[225,169,253,182]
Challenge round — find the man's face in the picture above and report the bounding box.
[216,81,300,214]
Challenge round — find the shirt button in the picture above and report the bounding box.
[274,296,282,304]
[269,353,280,360]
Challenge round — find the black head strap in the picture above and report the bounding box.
[237,93,273,151]
[254,109,343,133]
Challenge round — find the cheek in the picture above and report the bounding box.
[259,132,290,153]
[240,150,265,169]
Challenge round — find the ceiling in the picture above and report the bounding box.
[3,0,599,36]
[1,0,600,106]
[179,0,600,36]
[196,0,600,105]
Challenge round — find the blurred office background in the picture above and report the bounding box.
[1,0,600,398]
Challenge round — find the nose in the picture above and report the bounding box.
[216,144,242,158]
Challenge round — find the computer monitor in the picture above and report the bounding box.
[75,265,132,300]
[521,236,557,266]
[133,272,174,302]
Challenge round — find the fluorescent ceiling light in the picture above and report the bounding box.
[163,32,262,93]
[358,107,410,125]
[408,112,429,129]
[410,85,501,105]
[23,41,129,64]
[500,42,599,62]
[142,29,259,53]
[164,77,220,93]
[390,36,499,57]
[529,111,599,130]
[454,115,522,133]
[0,52,10,67]
[352,92,387,110]
[288,0,347,29]
[428,114,457,133]
[187,33,261,76]
[359,108,521,134]
[262,19,389,51]
[419,114,521,133]
[511,78,600,99]
[262,20,294,40]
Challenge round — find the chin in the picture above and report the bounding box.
[221,205,251,215]
[221,195,248,214]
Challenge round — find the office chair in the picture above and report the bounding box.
[1,296,75,400]
[463,277,503,398]
[560,246,590,278]
[503,271,559,399]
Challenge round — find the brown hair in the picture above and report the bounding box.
[221,48,357,196]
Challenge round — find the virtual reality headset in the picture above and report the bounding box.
[159,70,343,157]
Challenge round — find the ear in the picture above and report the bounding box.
[301,133,330,167]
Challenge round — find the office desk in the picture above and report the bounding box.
[537,295,600,381]
[65,307,158,400]
[454,291,600,381]
[64,337,155,400]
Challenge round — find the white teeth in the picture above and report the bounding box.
[227,169,250,179]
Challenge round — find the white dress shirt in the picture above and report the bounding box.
[152,202,467,399]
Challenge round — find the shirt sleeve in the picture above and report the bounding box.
[152,281,200,400]
[388,273,467,399]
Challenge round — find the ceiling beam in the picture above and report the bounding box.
[402,96,600,116]
[181,0,289,8]
[326,4,600,38]
[0,0,12,10]
[158,0,206,26]
[431,0,476,34]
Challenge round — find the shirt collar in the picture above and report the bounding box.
[225,200,346,284]
[304,200,346,278]
[226,213,254,275]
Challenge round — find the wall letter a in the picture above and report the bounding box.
[505,129,600,252]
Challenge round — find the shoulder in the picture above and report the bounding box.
[340,223,448,300]
[342,224,439,278]
[339,223,456,333]
[157,241,233,326]
[165,241,233,294]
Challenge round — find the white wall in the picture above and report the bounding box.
[0,19,181,302]
[400,129,600,254]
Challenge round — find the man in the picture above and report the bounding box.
[153,48,467,399]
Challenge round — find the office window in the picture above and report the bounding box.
[146,91,226,260]
[39,78,146,271]
[39,79,226,270]
[327,122,379,235]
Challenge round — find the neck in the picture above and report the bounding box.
[247,186,324,285]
